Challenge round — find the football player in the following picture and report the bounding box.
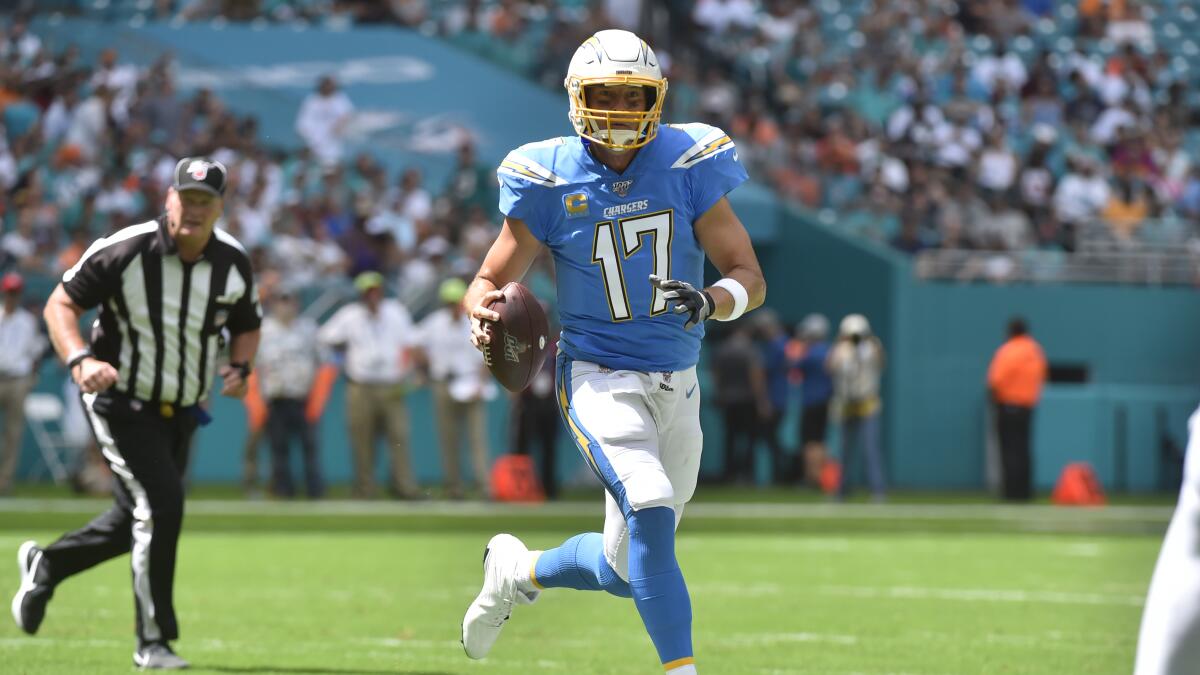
[460,29,765,673]
[1135,405,1200,674]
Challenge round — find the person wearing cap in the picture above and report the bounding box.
[257,289,322,499]
[12,156,261,670]
[317,270,419,499]
[0,272,48,494]
[793,313,834,488]
[411,277,496,499]
[828,314,887,501]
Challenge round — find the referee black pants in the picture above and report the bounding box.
[41,393,197,646]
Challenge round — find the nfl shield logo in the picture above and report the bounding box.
[188,160,210,180]
[612,179,634,197]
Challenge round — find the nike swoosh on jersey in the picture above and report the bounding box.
[686,383,697,398]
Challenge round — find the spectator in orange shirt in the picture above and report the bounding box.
[987,317,1048,502]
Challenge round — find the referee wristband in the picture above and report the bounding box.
[711,278,749,322]
[66,347,93,371]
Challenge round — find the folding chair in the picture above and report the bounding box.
[23,392,77,485]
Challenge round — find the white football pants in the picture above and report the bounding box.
[1136,405,1200,674]
[556,358,703,581]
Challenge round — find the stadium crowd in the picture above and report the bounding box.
[7,0,1200,287]
[429,0,1200,281]
[1,0,1197,494]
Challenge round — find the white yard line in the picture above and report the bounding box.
[821,584,1145,607]
[721,632,859,646]
[0,497,1172,523]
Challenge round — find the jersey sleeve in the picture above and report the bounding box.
[674,125,749,217]
[226,256,262,334]
[61,235,131,310]
[496,148,563,243]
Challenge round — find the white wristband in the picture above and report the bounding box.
[711,278,749,322]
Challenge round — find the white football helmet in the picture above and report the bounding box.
[564,29,668,151]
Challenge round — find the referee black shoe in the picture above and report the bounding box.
[133,642,190,670]
[11,540,53,634]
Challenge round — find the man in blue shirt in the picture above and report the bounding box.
[795,313,833,488]
[754,309,790,484]
[460,29,766,674]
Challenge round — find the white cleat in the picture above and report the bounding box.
[461,533,539,659]
[133,643,190,670]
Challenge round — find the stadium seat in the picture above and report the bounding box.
[23,393,78,486]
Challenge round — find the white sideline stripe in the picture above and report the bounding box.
[821,585,1145,607]
[0,498,1172,523]
[0,637,126,648]
[722,632,858,646]
[81,393,162,643]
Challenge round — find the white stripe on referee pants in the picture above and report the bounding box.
[81,392,161,643]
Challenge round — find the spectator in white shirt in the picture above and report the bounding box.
[412,279,496,499]
[971,41,1028,95]
[0,273,47,493]
[1053,155,1110,248]
[1091,100,1138,147]
[257,291,322,499]
[295,76,355,168]
[976,129,1017,196]
[317,271,419,499]
[89,49,140,123]
[64,85,113,163]
[41,85,79,145]
[693,0,758,36]
[1,19,41,66]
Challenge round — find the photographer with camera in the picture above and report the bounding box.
[828,314,886,502]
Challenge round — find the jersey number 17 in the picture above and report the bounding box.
[590,209,673,322]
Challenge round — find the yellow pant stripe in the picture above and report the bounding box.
[557,362,599,473]
[663,656,695,671]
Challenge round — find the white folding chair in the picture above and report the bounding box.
[23,393,76,485]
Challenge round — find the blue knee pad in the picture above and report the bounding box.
[533,533,631,598]
[627,506,692,666]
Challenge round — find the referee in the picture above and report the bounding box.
[10,157,261,670]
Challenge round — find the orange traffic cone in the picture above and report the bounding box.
[1051,462,1107,506]
[490,455,546,503]
[820,459,842,495]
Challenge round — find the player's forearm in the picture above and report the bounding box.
[229,330,261,367]
[705,267,766,321]
[43,285,88,363]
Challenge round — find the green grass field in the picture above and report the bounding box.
[0,494,1171,674]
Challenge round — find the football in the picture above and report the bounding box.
[482,282,551,392]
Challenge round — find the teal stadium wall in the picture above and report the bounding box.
[768,208,1200,491]
[14,19,1199,492]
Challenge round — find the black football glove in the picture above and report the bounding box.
[649,274,714,330]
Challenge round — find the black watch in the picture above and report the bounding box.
[66,347,94,371]
[229,361,252,379]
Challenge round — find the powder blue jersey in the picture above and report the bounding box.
[498,123,748,372]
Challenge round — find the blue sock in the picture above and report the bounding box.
[627,506,693,667]
[532,532,631,598]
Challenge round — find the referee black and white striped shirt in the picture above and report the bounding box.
[62,216,261,407]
